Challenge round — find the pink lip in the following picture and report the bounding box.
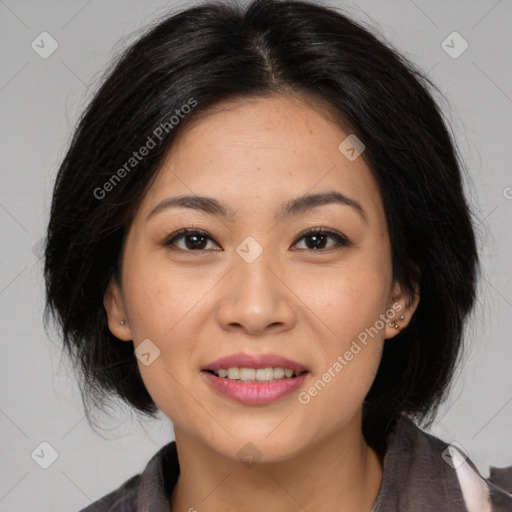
[201,352,308,372]
[202,371,308,405]
[201,352,309,405]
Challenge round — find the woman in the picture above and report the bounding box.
[43,0,512,510]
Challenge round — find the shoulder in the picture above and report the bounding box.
[438,437,512,512]
[77,441,179,512]
[78,474,141,512]
[372,414,512,512]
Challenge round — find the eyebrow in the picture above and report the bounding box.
[146,190,367,223]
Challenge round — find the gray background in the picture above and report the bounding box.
[1,0,511,510]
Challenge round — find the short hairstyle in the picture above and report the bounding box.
[44,0,479,453]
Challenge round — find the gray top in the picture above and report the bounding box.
[80,414,512,511]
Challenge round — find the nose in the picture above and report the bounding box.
[215,248,297,336]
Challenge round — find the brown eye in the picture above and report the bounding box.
[164,229,221,251]
[292,229,350,251]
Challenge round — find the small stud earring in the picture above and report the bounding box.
[120,320,126,326]
[389,315,405,330]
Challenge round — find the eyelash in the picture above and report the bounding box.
[162,227,350,253]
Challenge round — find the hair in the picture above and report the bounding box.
[44,0,479,454]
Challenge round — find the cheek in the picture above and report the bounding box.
[297,274,386,429]
[291,261,389,411]
[297,343,383,438]
[295,259,391,342]
[120,253,212,415]
[122,254,207,340]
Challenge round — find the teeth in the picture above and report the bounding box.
[273,367,285,379]
[240,368,256,380]
[212,367,303,382]
[256,367,274,381]
[227,368,240,380]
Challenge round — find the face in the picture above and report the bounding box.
[105,94,418,463]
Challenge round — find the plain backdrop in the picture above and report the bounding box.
[0,0,511,510]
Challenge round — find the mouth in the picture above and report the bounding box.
[202,367,308,382]
[201,353,310,404]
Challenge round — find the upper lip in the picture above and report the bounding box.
[201,352,309,372]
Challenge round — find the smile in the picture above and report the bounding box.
[207,366,306,382]
[201,368,309,405]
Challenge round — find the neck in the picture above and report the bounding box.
[170,414,383,512]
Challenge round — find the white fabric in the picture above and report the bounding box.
[451,445,492,512]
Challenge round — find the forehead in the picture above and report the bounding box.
[137,94,384,224]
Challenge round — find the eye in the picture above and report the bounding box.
[163,229,221,251]
[291,228,350,251]
[162,227,350,252]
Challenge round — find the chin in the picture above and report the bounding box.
[208,429,309,465]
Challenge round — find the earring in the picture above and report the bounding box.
[389,314,405,330]
[120,320,126,326]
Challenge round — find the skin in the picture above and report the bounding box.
[104,93,419,512]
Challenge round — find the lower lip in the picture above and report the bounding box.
[202,371,308,404]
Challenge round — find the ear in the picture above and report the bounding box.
[103,277,132,341]
[384,280,420,340]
